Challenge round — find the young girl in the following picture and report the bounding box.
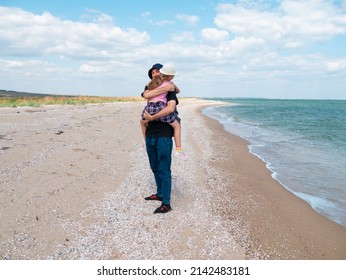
[140,64,185,159]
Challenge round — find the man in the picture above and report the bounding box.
[141,63,179,214]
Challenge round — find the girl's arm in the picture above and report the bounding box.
[143,100,176,121]
[142,82,175,99]
[173,83,180,94]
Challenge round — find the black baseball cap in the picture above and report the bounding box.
[148,63,163,79]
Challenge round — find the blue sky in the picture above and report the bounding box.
[1,0,346,99]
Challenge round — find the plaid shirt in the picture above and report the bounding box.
[142,101,179,123]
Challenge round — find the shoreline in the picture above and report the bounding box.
[0,99,345,259]
[197,101,346,259]
[202,100,346,229]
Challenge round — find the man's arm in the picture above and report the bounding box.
[143,100,176,121]
[142,82,175,99]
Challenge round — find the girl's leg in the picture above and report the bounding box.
[170,120,181,148]
[140,119,149,141]
[170,120,186,159]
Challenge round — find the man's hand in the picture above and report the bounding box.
[143,110,154,121]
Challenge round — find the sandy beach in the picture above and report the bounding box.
[1,99,345,260]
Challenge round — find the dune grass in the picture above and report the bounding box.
[0,95,142,108]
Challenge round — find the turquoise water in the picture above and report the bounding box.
[203,99,346,227]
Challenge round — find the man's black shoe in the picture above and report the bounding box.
[154,204,172,214]
[144,194,162,201]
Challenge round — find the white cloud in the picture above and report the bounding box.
[0,3,345,99]
[79,64,108,73]
[201,28,229,43]
[0,58,55,70]
[176,14,200,26]
[171,31,196,43]
[140,11,175,26]
[217,36,266,57]
[326,59,346,72]
[215,3,280,37]
[0,58,64,80]
[0,7,149,59]
[215,1,346,49]
[155,19,176,26]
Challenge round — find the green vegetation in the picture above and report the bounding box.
[0,94,142,108]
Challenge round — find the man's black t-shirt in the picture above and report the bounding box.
[143,90,179,138]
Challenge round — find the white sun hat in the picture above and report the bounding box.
[160,63,177,75]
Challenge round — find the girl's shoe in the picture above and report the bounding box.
[173,149,186,160]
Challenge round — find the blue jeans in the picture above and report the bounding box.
[146,137,173,205]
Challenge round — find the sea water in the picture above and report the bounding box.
[203,99,346,227]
